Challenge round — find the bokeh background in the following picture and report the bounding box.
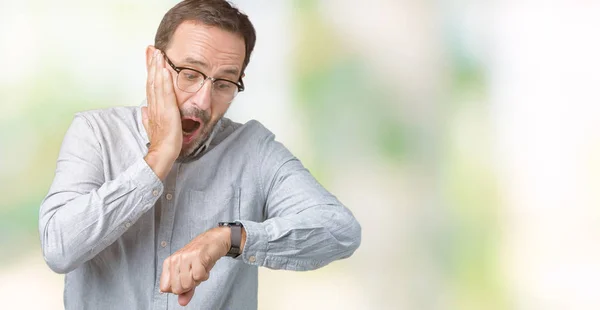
[1,0,600,309]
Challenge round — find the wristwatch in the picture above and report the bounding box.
[218,222,243,258]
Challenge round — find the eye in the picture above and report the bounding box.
[214,81,234,91]
[181,70,201,81]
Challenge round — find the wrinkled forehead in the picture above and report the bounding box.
[167,21,246,69]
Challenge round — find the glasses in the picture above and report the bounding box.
[163,53,245,103]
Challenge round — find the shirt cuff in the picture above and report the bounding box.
[235,220,269,266]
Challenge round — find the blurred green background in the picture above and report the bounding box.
[1,1,600,309]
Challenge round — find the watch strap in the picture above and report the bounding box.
[218,222,242,258]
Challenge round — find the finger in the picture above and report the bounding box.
[191,256,203,282]
[159,258,171,293]
[141,107,150,133]
[162,66,176,107]
[170,255,184,295]
[154,52,165,111]
[162,67,182,131]
[146,49,158,114]
[146,49,157,89]
[178,288,195,307]
[180,261,195,293]
[141,106,151,141]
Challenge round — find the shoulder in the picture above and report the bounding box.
[237,119,274,139]
[232,119,294,161]
[214,118,275,146]
[212,118,292,162]
[70,106,144,144]
[73,106,142,134]
[74,106,139,127]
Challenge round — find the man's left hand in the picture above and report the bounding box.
[159,227,231,306]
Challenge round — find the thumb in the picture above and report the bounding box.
[141,106,151,138]
[141,106,148,123]
[178,288,195,306]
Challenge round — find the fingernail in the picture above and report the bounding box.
[154,49,159,57]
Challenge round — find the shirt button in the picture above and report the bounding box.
[166,193,173,200]
[249,256,256,263]
[125,222,131,228]
[152,190,159,197]
[161,241,167,248]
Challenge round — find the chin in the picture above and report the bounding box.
[179,130,210,159]
[179,139,203,158]
[178,117,220,159]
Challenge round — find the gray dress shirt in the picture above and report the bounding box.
[38,106,361,309]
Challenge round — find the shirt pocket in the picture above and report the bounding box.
[186,185,241,240]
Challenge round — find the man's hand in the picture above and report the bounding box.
[160,227,231,306]
[142,48,182,180]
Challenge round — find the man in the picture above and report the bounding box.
[38,0,361,309]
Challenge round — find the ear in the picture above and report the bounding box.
[145,45,157,72]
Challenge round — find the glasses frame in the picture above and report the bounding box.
[162,52,245,94]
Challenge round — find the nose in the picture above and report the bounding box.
[188,80,213,113]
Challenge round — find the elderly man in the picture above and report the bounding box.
[39,0,361,309]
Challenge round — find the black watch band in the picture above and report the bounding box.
[218,222,243,258]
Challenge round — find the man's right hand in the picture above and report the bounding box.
[142,48,182,180]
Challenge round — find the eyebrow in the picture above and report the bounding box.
[183,57,240,77]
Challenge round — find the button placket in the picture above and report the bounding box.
[153,164,179,310]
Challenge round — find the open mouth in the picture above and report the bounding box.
[181,118,201,136]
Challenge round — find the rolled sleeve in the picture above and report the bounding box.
[236,220,268,266]
[39,114,165,273]
[123,157,164,214]
[233,124,361,271]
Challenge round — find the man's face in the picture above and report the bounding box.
[152,21,245,159]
